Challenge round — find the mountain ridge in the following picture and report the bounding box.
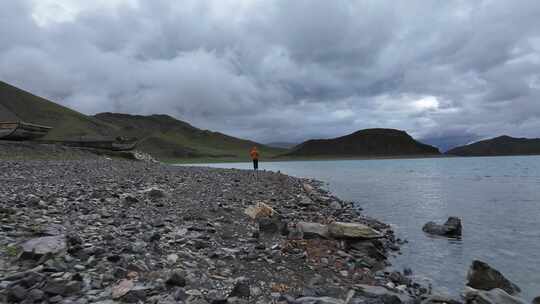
[446,135,540,156]
[285,128,440,157]
[265,142,299,149]
[94,112,283,159]
[0,81,118,140]
[0,80,284,160]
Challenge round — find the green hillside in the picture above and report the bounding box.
[0,80,285,160]
[94,113,285,160]
[0,81,117,140]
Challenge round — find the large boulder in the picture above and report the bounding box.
[464,287,527,304]
[328,222,383,239]
[19,235,67,260]
[466,260,520,295]
[296,222,330,239]
[422,217,462,237]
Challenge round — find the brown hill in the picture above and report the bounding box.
[286,128,440,157]
[446,135,540,156]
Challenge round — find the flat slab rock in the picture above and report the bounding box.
[328,222,383,239]
[19,235,67,260]
[297,222,330,239]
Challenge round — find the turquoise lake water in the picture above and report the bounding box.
[181,156,540,300]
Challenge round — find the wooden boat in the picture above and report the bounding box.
[0,121,52,140]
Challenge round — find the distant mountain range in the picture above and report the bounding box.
[3,80,540,160]
[0,81,284,160]
[419,135,481,153]
[265,142,299,149]
[446,135,540,156]
[285,128,440,157]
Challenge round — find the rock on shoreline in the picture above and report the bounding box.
[0,159,423,303]
[467,260,521,295]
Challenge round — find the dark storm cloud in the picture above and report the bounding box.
[1,0,539,148]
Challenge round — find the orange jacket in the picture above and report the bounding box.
[250,148,259,160]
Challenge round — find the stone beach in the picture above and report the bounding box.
[0,155,535,304]
[0,159,423,303]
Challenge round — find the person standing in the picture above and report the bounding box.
[250,146,259,170]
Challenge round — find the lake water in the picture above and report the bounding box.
[181,156,540,300]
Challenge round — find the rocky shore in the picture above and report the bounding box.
[1,159,424,304]
[0,141,157,162]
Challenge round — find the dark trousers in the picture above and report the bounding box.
[253,159,258,170]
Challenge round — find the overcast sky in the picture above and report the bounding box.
[1,0,540,149]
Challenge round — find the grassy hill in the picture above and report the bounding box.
[285,128,440,157]
[0,80,284,161]
[0,81,117,140]
[94,113,285,160]
[446,135,540,156]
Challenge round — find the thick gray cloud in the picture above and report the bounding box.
[1,0,539,149]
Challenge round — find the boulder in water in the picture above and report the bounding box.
[422,216,462,237]
[466,260,521,295]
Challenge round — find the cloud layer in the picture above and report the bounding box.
[1,0,540,149]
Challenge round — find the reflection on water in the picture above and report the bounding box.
[181,156,540,300]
